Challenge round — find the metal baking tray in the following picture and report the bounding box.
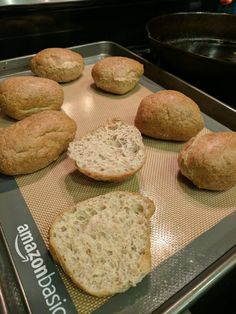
[0,41,236,314]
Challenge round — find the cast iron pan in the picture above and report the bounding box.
[146,12,236,79]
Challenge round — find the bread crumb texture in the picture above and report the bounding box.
[49,191,155,297]
[91,56,144,94]
[30,48,84,83]
[178,131,236,190]
[135,90,204,141]
[68,118,146,181]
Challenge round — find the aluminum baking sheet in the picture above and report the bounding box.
[0,41,236,314]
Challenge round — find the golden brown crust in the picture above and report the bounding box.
[75,161,145,182]
[135,90,204,141]
[30,48,84,83]
[178,131,236,190]
[0,110,77,175]
[91,56,144,95]
[0,76,64,120]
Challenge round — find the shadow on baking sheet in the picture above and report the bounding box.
[15,153,67,187]
[177,171,236,209]
[64,169,140,203]
[143,136,185,153]
[89,82,142,98]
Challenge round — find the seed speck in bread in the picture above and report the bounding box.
[135,90,204,141]
[30,48,84,83]
[91,56,144,95]
[178,131,236,190]
[68,118,146,182]
[49,191,155,297]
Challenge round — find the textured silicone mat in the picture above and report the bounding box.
[0,54,235,314]
[10,62,235,313]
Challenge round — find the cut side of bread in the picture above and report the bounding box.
[49,191,155,297]
[68,118,146,181]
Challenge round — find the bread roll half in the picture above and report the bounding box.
[0,110,77,175]
[49,191,155,297]
[178,131,236,190]
[0,76,64,120]
[135,90,204,141]
[68,118,146,182]
[30,48,84,83]
[91,56,144,95]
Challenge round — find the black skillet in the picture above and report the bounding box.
[146,12,236,79]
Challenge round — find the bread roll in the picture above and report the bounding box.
[0,110,76,175]
[68,118,145,182]
[91,56,144,95]
[178,131,236,191]
[49,191,155,297]
[135,90,204,141]
[0,76,64,120]
[30,48,84,83]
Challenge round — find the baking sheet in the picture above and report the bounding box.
[0,41,236,314]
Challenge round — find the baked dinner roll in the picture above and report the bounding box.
[91,56,144,95]
[0,76,64,120]
[49,191,155,297]
[30,48,84,83]
[135,90,204,141]
[178,131,236,191]
[68,118,145,182]
[0,110,77,175]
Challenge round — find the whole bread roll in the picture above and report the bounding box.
[178,131,236,191]
[0,76,64,120]
[0,110,77,175]
[135,90,204,141]
[91,56,144,95]
[30,48,84,83]
[49,191,155,297]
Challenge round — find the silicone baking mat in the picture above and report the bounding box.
[0,42,236,314]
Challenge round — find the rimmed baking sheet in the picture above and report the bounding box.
[0,41,236,314]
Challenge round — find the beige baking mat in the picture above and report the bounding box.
[1,64,235,313]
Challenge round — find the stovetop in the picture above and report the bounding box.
[131,46,235,109]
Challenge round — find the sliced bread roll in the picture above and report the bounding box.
[68,118,146,182]
[49,191,155,297]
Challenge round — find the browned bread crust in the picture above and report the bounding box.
[178,131,236,190]
[0,76,64,120]
[0,110,77,175]
[135,90,204,141]
[30,48,84,83]
[91,56,144,95]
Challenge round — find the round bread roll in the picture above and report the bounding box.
[0,110,77,175]
[91,56,144,95]
[178,131,236,191]
[0,76,64,120]
[135,90,204,141]
[30,48,84,83]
